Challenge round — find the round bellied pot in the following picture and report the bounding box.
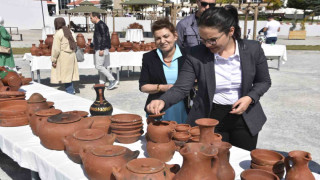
[26,93,49,122]
[76,33,86,48]
[147,120,175,143]
[112,158,180,180]
[37,112,93,150]
[30,44,37,55]
[240,169,279,180]
[86,116,111,133]
[173,131,191,142]
[30,108,62,136]
[173,143,219,180]
[80,145,140,180]
[195,118,221,145]
[132,42,140,52]
[146,139,176,162]
[0,67,22,91]
[111,32,120,48]
[45,34,54,49]
[212,141,235,180]
[38,40,44,49]
[90,84,113,116]
[63,129,116,164]
[285,150,315,180]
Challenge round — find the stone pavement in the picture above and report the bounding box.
[1,30,320,180]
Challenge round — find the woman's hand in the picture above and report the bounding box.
[52,62,57,68]
[160,84,173,92]
[99,50,104,56]
[229,96,252,115]
[146,100,165,115]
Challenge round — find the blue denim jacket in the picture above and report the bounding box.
[176,13,201,49]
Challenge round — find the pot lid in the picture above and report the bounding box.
[47,113,81,124]
[73,129,105,141]
[65,110,89,117]
[126,158,164,174]
[35,109,62,117]
[91,145,126,157]
[111,113,142,123]
[27,93,47,103]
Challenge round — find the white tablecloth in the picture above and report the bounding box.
[261,44,287,64]
[125,29,144,42]
[0,82,301,180]
[23,52,146,72]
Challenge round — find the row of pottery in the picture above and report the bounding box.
[30,34,53,56]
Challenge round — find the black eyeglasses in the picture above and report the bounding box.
[200,33,224,46]
[200,2,216,8]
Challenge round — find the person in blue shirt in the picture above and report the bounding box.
[139,18,188,124]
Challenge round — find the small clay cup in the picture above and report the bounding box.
[189,126,200,137]
[175,124,191,132]
[173,131,191,142]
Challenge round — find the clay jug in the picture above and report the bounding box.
[63,129,116,164]
[174,143,219,180]
[285,150,315,180]
[39,40,44,49]
[37,112,93,150]
[76,33,86,48]
[195,118,221,145]
[147,120,175,143]
[26,93,49,123]
[111,32,120,48]
[212,141,235,180]
[30,44,37,55]
[146,139,176,162]
[29,108,62,136]
[80,145,140,180]
[45,34,54,49]
[0,67,22,91]
[90,84,113,116]
[112,158,180,180]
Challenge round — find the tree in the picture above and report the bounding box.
[264,0,283,13]
[100,0,113,10]
[287,0,310,17]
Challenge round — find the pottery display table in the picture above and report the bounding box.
[125,29,144,42]
[23,51,147,83]
[261,44,287,70]
[0,83,319,180]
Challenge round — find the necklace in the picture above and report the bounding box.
[163,59,172,63]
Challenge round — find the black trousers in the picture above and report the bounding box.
[209,103,258,151]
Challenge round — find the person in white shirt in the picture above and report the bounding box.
[263,15,280,44]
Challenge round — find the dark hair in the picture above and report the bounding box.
[54,17,77,50]
[267,14,274,19]
[198,5,241,40]
[91,12,101,19]
[151,18,176,35]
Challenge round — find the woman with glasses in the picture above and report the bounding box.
[139,18,189,124]
[147,6,271,151]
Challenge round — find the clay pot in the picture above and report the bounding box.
[76,33,86,48]
[90,84,113,116]
[251,149,285,166]
[146,139,176,162]
[42,48,51,56]
[65,110,88,118]
[86,116,111,133]
[175,124,191,132]
[111,32,120,48]
[144,44,152,51]
[195,118,221,145]
[0,86,10,92]
[26,93,49,123]
[63,129,116,164]
[251,161,284,174]
[37,112,93,150]
[189,126,200,137]
[111,128,143,136]
[0,100,27,117]
[0,91,25,98]
[123,41,133,51]
[36,48,43,56]
[45,34,54,49]
[189,136,199,142]
[0,68,22,91]
[174,142,219,180]
[39,40,44,49]
[0,115,29,127]
[115,132,142,144]
[30,44,37,55]
[30,108,62,136]
[112,158,180,180]
[285,150,315,180]
[80,145,140,180]
[112,119,142,126]
[212,141,235,180]
[173,131,191,142]
[111,113,142,123]
[21,77,32,85]
[109,46,116,52]
[240,169,279,180]
[147,120,175,143]
[111,123,143,131]
[132,42,140,52]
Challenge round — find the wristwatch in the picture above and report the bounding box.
[156,84,160,92]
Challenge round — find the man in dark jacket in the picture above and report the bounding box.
[89,12,118,90]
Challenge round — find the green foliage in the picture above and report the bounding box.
[265,0,283,12]
[216,0,238,3]
[287,0,309,10]
[100,0,113,10]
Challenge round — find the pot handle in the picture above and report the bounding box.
[284,156,292,172]
[111,166,123,179]
[166,164,180,174]
[98,89,103,104]
[128,150,140,160]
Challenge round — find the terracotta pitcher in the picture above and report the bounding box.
[111,32,120,48]
[90,84,113,116]
[63,129,116,164]
[195,118,221,144]
[76,33,86,48]
[80,145,140,180]
[174,143,219,180]
[285,150,315,180]
[212,141,235,180]
[30,44,37,55]
[45,34,54,49]
[112,158,180,180]
[147,120,175,143]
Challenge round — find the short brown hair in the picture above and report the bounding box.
[91,12,100,19]
[151,18,176,35]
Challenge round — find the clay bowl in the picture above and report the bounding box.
[111,119,142,126]
[251,161,285,174]
[115,132,142,144]
[251,149,285,166]
[0,91,25,98]
[111,113,142,123]
[148,112,165,119]
[189,136,200,142]
[111,128,143,136]
[189,126,200,137]
[0,96,26,102]
[240,169,279,180]
[110,123,143,131]
[88,116,111,133]
[0,100,27,116]
[175,124,191,132]
[0,115,29,127]
[173,131,191,142]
